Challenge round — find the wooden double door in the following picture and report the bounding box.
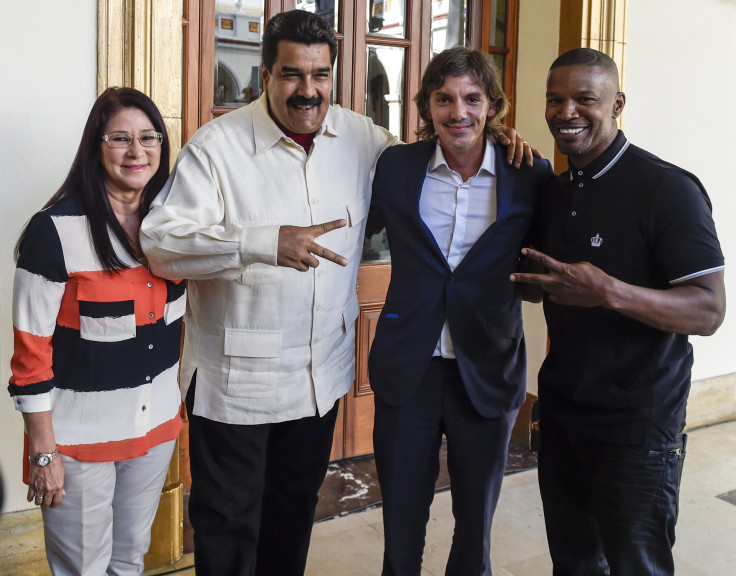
[183,0,520,460]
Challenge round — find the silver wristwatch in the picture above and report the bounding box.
[29,447,59,467]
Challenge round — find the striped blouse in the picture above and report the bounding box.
[9,196,184,462]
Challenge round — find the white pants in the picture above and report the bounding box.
[41,439,176,576]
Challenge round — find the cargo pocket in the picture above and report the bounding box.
[237,263,281,286]
[224,328,281,398]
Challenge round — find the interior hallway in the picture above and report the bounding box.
[188,420,736,575]
[299,419,736,575]
[1,420,734,575]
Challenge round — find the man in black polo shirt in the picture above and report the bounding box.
[511,48,726,575]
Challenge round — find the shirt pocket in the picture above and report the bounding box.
[224,328,281,398]
[76,281,136,342]
[345,197,370,257]
[238,263,281,286]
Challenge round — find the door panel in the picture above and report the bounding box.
[342,263,392,458]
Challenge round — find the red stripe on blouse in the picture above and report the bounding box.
[10,327,53,386]
[56,267,171,330]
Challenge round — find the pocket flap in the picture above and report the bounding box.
[224,329,281,358]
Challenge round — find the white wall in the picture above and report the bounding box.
[624,0,736,381]
[0,1,97,513]
[516,0,736,390]
[516,0,561,394]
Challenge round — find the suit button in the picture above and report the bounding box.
[448,275,455,285]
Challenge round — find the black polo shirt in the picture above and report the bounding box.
[535,131,724,445]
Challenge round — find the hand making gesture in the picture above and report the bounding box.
[511,247,725,335]
[278,219,348,271]
[510,248,612,308]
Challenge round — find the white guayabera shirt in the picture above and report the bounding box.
[141,94,397,425]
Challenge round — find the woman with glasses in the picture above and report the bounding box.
[8,87,184,576]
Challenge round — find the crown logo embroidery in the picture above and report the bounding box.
[590,233,603,247]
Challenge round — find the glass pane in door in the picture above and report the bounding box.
[361,45,405,264]
[430,0,468,56]
[366,0,406,38]
[491,53,505,84]
[365,45,404,142]
[296,0,339,30]
[214,1,265,107]
[489,0,507,47]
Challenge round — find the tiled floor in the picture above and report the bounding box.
[314,436,536,523]
[2,420,735,575]
[176,420,736,575]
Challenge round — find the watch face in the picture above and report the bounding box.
[37,454,51,467]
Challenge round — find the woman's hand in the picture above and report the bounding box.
[23,411,66,507]
[28,456,65,508]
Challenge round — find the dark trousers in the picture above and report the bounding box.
[374,357,518,576]
[538,423,687,576]
[185,377,339,576]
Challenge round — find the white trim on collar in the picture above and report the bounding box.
[592,137,630,179]
[566,136,631,181]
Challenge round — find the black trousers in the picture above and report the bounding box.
[539,423,687,576]
[374,357,518,576]
[185,375,339,576]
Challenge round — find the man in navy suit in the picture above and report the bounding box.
[367,47,553,576]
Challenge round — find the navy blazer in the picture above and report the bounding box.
[367,140,554,418]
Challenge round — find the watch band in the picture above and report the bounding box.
[29,447,59,467]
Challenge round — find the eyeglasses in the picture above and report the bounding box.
[102,131,163,148]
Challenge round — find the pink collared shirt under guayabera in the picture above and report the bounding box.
[420,140,497,359]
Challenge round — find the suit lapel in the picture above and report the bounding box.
[453,143,512,270]
[494,144,514,222]
[406,141,450,267]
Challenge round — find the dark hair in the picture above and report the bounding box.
[15,87,170,271]
[415,46,509,142]
[550,48,620,89]
[262,10,338,72]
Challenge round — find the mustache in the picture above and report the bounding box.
[287,94,323,108]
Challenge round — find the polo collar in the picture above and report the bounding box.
[567,130,630,181]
